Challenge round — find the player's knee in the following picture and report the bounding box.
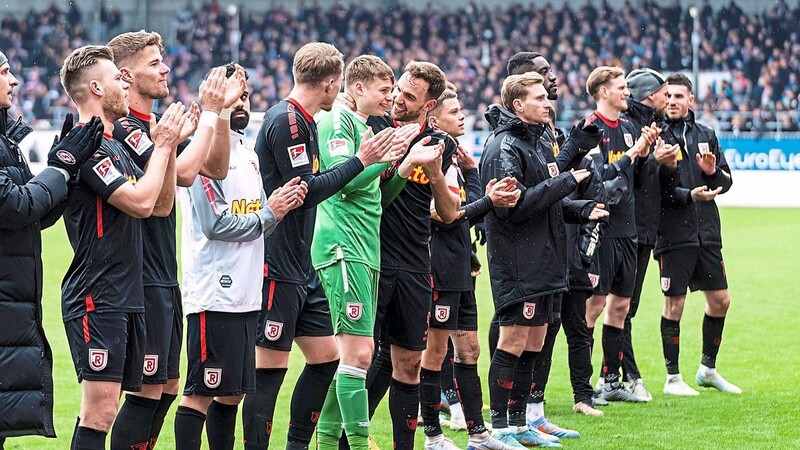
[349,346,374,370]
[83,403,119,432]
[707,291,730,314]
[393,353,421,381]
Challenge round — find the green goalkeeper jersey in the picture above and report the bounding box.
[312,105,390,271]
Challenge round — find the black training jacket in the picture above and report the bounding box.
[480,105,595,312]
[655,110,732,256]
[0,109,64,438]
[624,99,661,247]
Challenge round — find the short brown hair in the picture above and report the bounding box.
[404,60,447,101]
[501,72,544,111]
[293,42,344,85]
[586,66,625,100]
[107,30,164,66]
[666,72,693,92]
[60,45,115,104]
[444,81,458,93]
[345,55,394,89]
[429,91,458,117]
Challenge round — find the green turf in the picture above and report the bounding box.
[9,207,800,449]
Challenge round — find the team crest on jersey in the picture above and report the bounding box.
[124,129,153,156]
[265,320,283,341]
[623,133,634,148]
[92,157,123,186]
[347,302,363,321]
[204,368,222,389]
[588,273,600,288]
[547,162,559,178]
[435,305,450,323]
[523,302,536,320]
[88,349,108,371]
[661,277,671,291]
[328,138,349,157]
[698,142,710,154]
[288,143,309,168]
[143,354,159,376]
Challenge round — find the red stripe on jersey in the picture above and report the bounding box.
[85,295,95,312]
[102,132,113,139]
[267,280,276,311]
[263,264,269,278]
[83,315,90,343]
[200,311,207,362]
[96,196,104,238]
[129,107,152,122]
[286,97,314,122]
[594,111,620,129]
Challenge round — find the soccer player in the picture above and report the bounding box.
[364,60,461,450]
[582,66,658,402]
[618,68,669,401]
[58,45,185,450]
[245,42,401,450]
[420,90,520,450]
[313,55,437,450]
[657,73,740,396]
[0,51,103,445]
[481,72,606,448]
[176,73,307,450]
[107,30,246,449]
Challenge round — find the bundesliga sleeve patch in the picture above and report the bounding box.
[288,143,310,168]
[92,157,124,186]
[123,129,153,156]
[328,139,349,157]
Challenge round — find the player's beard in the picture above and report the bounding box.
[231,109,250,131]
[393,105,422,123]
[143,79,169,100]
[103,89,129,122]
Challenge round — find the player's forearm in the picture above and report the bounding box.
[153,150,177,217]
[125,149,171,218]
[176,124,214,186]
[304,156,364,208]
[430,175,460,224]
[199,118,232,180]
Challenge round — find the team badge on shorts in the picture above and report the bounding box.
[661,277,671,291]
[547,162,559,178]
[523,302,536,320]
[624,133,634,148]
[346,303,362,321]
[265,320,283,341]
[204,368,222,389]
[588,273,600,288]
[143,354,159,376]
[88,349,108,371]
[435,305,450,323]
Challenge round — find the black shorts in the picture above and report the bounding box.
[257,273,333,351]
[142,286,183,384]
[658,246,728,297]
[496,296,554,327]
[374,269,432,351]
[65,311,146,392]
[430,290,478,331]
[184,311,257,397]
[589,236,637,297]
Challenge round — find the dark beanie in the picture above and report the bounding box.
[626,68,666,101]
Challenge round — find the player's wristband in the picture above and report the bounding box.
[219,108,232,120]
[199,110,218,128]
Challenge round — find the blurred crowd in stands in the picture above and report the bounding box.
[2,0,800,134]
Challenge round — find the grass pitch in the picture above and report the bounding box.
[9,207,800,449]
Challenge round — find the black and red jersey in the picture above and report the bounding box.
[256,99,365,283]
[61,136,145,321]
[369,116,459,273]
[584,111,639,238]
[113,107,190,288]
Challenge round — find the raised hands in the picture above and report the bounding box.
[355,127,398,166]
[198,66,227,114]
[695,147,717,175]
[456,143,478,171]
[485,176,520,208]
[266,176,308,220]
[653,137,680,169]
[47,115,104,179]
[150,102,188,151]
[178,102,200,141]
[223,65,248,109]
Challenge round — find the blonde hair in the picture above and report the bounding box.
[586,66,625,100]
[60,45,115,104]
[501,72,544,111]
[293,42,344,85]
[404,60,447,101]
[107,30,164,66]
[345,55,394,89]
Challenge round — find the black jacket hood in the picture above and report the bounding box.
[485,103,547,141]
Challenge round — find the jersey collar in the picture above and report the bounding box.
[129,106,152,122]
[594,111,619,129]
[286,97,314,122]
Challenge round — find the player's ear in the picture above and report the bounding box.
[428,115,438,129]
[90,80,103,97]
[119,68,133,83]
[423,98,437,113]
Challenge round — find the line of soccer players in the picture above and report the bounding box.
[46,34,739,450]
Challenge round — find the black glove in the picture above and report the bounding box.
[469,250,482,274]
[569,119,603,151]
[474,220,487,246]
[577,221,603,268]
[47,115,104,179]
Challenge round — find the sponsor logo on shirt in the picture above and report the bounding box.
[143,354,158,376]
[408,166,430,185]
[88,348,108,371]
[328,138,349,157]
[608,150,627,164]
[124,129,153,156]
[219,275,233,288]
[204,368,222,388]
[552,141,560,156]
[231,198,262,214]
[92,157,123,186]
[288,143,309,168]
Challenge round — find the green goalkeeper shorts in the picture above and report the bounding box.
[318,261,379,336]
